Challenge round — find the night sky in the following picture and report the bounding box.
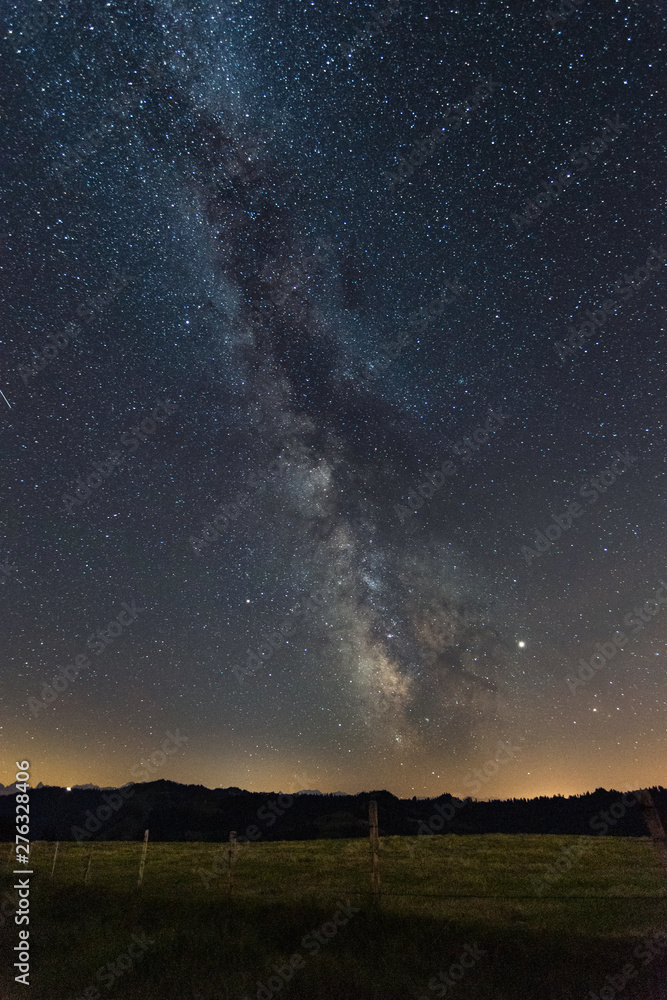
[1,0,664,800]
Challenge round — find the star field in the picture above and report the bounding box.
[0,0,664,798]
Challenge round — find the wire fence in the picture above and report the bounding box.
[10,827,667,903]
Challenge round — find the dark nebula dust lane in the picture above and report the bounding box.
[1,0,664,798]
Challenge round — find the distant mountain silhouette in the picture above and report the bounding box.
[0,781,661,843]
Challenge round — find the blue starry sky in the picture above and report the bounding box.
[0,0,664,797]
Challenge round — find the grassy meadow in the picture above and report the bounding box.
[1,834,666,1000]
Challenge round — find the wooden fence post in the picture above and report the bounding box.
[369,800,381,900]
[137,829,149,887]
[50,841,59,878]
[635,788,667,877]
[228,831,237,895]
[84,845,93,884]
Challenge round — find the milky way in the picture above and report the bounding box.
[1,0,664,797]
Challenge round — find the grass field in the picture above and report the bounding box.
[1,834,666,1000]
